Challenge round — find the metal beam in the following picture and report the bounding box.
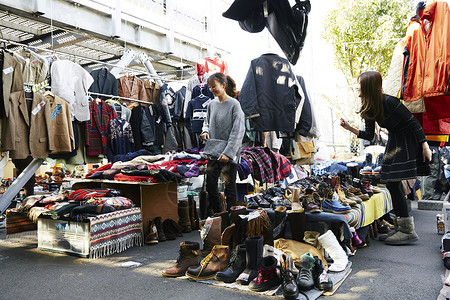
[0,158,44,214]
[0,18,42,35]
[0,0,211,66]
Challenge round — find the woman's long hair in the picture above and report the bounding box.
[207,72,238,98]
[357,71,384,124]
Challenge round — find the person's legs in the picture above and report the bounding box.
[206,159,223,214]
[222,162,238,210]
[386,181,408,217]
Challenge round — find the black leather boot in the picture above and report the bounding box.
[280,254,299,300]
[153,216,166,242]
[236,236,263,285]
[249,255,281,292]
[215,244,246,283]
[312,256,333,291]
[287,210,306,242]
[178,201,192,233]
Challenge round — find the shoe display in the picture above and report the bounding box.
[237,236,263,285]
[244,194,259,209]
[322,195,352,214]
[360,153,373,174]
[280,254,299,300]
[318,230,348,272]
[144,220,159,245]
[185,245,229,280]
[153,216,166,242]
[312,257,333,291]
[301,195,321,213]
[249,255,281,292]
[215,244,247,283]
[162,241,201,277]
[296,252,315,291]
[254,193,271,208]
[360,178,374,197]
[178,200,192,233]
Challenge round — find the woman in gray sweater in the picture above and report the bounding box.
[201,72,245,213]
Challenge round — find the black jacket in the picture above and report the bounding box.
[89,68,119,100]
[239,53,301,132]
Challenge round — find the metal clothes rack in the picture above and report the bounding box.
[88,91,151,105]
[0,38,183,83]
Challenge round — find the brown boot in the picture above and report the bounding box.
[178,201,191,233]
[221,223,236,246]
[144,220,159,245]
[185,245,229,280]
[200,216,222,257]
[188,195,200,230]
[162,241,201,277]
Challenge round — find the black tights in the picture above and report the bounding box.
[386,181,409,218]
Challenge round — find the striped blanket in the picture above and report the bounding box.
[89,207,143,259]
[349,188,393,229]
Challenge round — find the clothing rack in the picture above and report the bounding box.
[88,91,151,105]
[0,38,184,83]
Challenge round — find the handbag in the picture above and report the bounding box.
[203,139,228,159]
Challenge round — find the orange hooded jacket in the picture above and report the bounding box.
[403,1,450,101]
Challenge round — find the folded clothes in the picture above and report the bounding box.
[120,168,182,183]
[85,164,113,178]
[113,149,152,163]
[85,196,133,210]
[69,204,116,220]
[69,189,121,200]
[114,173,156,182]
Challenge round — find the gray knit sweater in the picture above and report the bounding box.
[202,98,245,161]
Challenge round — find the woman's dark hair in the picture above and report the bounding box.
[357,70,384,124]
[207,72,237,98]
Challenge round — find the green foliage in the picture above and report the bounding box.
[323,0,414,85]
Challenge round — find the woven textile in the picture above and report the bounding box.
[351,188,392,228]
[89,207,142,259]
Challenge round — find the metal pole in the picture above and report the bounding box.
[139,52,163,86]
[0,158,44,214]
[110,48,136,77]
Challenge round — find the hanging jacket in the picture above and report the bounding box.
[107,117,134,162]
[89,68,119,100]
[85,99,117,156]
[403,2,450,102]
[239,53,301,132]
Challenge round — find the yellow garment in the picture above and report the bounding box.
[426,135,449,142]
[353,188,393,228]
[274,238,327,270]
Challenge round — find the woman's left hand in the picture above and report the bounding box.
[422,142,432,162]
[218,154,230,163]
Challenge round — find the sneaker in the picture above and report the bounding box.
[296,252,315,291]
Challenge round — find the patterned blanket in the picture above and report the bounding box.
[89,207,142,259]
[350,188,392,228]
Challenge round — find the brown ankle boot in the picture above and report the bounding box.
[185,245,229,280]
[144,220,159,245]
[162,241,201,277]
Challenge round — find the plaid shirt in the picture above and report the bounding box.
[241,147,274,183]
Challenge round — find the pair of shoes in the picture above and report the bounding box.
[244,194,271,209]
[153,216,183,241]
[301,194,321,213]
[322,194,351,214]
[186,245,229,280]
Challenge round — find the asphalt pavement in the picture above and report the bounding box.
[0,202,445,300]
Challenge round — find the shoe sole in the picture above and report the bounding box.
[283,292,299,300]
[162,273,184,278]
[185,273,216,281]
[385,237,418,245]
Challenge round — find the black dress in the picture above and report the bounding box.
[358,94,431,182]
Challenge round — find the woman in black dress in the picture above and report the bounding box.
[340,71,432,245]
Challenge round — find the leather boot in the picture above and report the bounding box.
[230,206,248,247]
[214,210,231,233]
[188,195,199,230]
[200,216,222,257]
[144,219,159,245]
[303,231,321,249]
[153,216,166,242]
[312,256,333,291]
[273,206,287,239]
[318,230,348,272]
[296,252,315,291]
[199,190,208,220]
[162,241,201,277]
[185,245,229,280]
[288,210,306,242]
[384,216,418,245]
[215,244,246,283]
[280,254,299,300]
[163,219,183,240]
[237,236,263,285]
[361,178,374,196]
[178,201,192,233]
[221,223,236,247]
[249,255,281,292]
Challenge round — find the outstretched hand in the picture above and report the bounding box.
[340,118,351,130]
[422,142,432,162]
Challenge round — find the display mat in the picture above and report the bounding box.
[176,261,352,299]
